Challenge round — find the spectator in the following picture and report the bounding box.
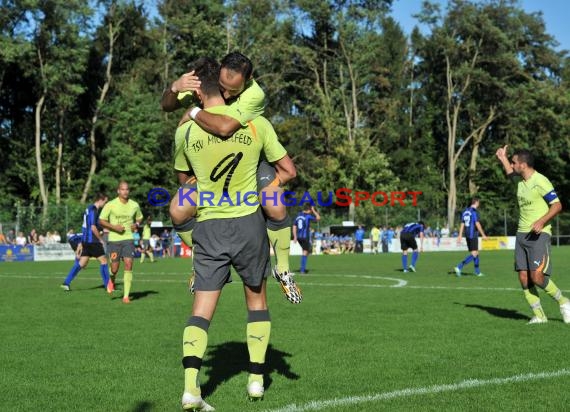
[354,225,365,253]
[161,229,171,258]
[172,230,182,257]
[6,229,16,245]
[28,228,40,245]
[15,232,27,246]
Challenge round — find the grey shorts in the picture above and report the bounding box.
[192,209,271,291]
[515,232,551,275]
[256,159,277,191]
[107,240,136,263]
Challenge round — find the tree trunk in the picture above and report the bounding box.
[55,112,63,205]
[80,12,119,203]
[35,93,49,217]
[468,137,481,196]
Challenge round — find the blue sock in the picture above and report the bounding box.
[300,255,307,272]
[459,255,474,269]
[411,251,419,267]
[100,264,110,286]
[474,256,480,274]
[64,261,82,285]
[402,255,408,270]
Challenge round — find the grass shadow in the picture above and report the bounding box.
[458,302,528,320]
[201,341,300,398]
[131,401,153,412]
[112,290,159,301]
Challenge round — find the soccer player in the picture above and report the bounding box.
[454,197,488,277]
[370,224,380,254]
[140,216,155,263]
[399,222,425,273]
[293,204,321,274]
[163,52,300,303]
[496,146,570,324]
[99,181,143,304]
[174,57,296,410]
[61,193,112,292]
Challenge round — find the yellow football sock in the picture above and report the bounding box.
[183,318,209,396]
[123,270,132,299]
[524,288,546,319]
[267,227,290,274]
[140,253,145,263]
[543,279,569,305]
[247,310,271,385]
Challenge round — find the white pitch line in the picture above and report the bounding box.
[1,274,568,293]
[263,368,570,412]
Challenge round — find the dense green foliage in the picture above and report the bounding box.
[0,0,568,235]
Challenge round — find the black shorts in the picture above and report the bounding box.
[400,233,418,251]
[80,242,106,258]
[298,238,312,253]
[466,237,478,252]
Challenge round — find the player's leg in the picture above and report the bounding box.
[516,234,546,323]
[61,255,89,290]
[407,236,419,272]
[244,280,270,399]
[181,218,229,411]
[528,233,570,323]
[87,243,111,290]
[170,175,199,292]
[257,160,302,302]
[107,242,121,286]
[96,251,113,293]
[232,210,272,399]
[257,161,290,273]
[122,245,135,303]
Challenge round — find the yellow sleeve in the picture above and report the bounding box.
[257,117,287,162]
[226,79,266,125]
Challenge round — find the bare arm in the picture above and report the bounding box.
[194,111,241,137]
[99,218,124,234]
[475,221,487,239]
[91,224,104,243]
[273,154,297,185]
[311,207,321,221]
[292,224,298,242]
[161,71,201,112]
[495,145,513,175]
[161,88,182,112]
[532,202,562,234]
[457,223,465,244]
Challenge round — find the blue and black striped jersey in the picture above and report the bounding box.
[401,223,424,235]
[81,204,101,243]
[295,213,316,239]
[461,207,479,238]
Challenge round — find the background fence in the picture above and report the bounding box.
[2,204,570,246]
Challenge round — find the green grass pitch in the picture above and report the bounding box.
[2,249,570,411]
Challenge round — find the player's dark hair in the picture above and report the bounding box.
[418,221,426,227]
[221,51,253,80]
[470,197,480,206]
[303,203,312,211]
[94,192,107,201]
[512,149,534,168]
[188,57,221,97]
